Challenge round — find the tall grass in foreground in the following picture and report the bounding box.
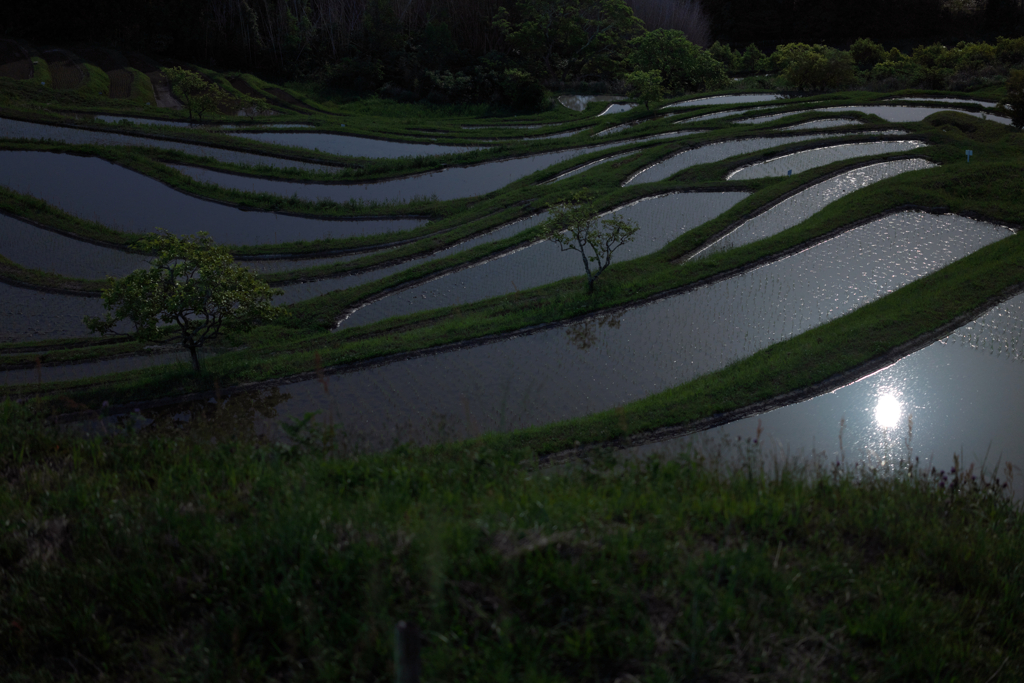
[1,398,1022,681]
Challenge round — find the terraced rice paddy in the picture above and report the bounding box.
[338,192,749,329]
[726,140,928,179]
[0,118,337,171]
[0,151,425,245]
[635,289,1024,496]
[2,73,1021,483]
[226,131,482,157]
[252,211,1009,448]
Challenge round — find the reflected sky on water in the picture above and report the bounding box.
[631,291,1024,497]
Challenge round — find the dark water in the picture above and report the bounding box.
[726,140,928,180]
[816,105,1013,126]
[0,351,190,386]
[0,212,150,278]
[0,117,334,171]
[338,191,749,329]
[273,213,550,306]
[0,280,107,343]
[0,151,426,246]
[94,116,316,129]
[210,210,1013,451]
[227,131,480,158]
[781,118,864,130]
[624,134,832,185]
[170,141,635,203]
[633,290,1024,497]
[664,94,784,109]
[692,159,937,260]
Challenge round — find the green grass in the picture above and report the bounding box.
[0,399,1020,680]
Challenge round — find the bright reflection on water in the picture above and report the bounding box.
[337,192,748,329]
[638,290,1024,498]
[726,140,927,180]
[874,393,902,429]
[692,159,937,259]
[227,131,480,158]
[0,117,334,171]
[624,134,832,185]
[221,210,1011,449]
[0,151,426,245]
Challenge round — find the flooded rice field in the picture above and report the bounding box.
[624,134,831,185]
[0,280,107,342]
[544,151,639,183]
[94,116,317,129]
[634,290,1024,497]
[0,117,335,171]
[726,140,928,180]
[0,212,150,278]
[599,103,637,115]
[0,151,427,245]
[227,131,481,158]
[692,159,937,260]
[273,213,551,306]
[1,351,190,386]
[782,118,863,130]
[171,141,636,203]
[664,94,784,109]
[336,192,747,329]
[815,105,1013,126]
[242,211,1010,448]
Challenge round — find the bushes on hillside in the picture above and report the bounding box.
[773,43,858,91]
[629,29,728,92]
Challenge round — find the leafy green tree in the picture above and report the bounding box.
[850,37,888,70]
[773,43,857,90]
[85,232,287,373]
[493,0,643,81]
[162,66,227,123]
[997,69,1024,129]
[543,192,640,292]
[235,92,271,122]
[628,29,728,93]
[624,69,663,109]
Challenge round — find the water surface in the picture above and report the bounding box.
[337,192,749,329]
[257,212,1010,448]
[0,117,333,171]
[636,290,1024,496]
[624,134,830,185]
[171,141,634,203]
[726,140,927,180]
[664,94,783,109]
[227,131,480,158]
[0,151,426,245]
[816,105,1013,126]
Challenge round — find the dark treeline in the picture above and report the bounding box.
[0,0,709,73]
[704,0,1024,49]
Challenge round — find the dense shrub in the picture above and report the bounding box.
[849,37,888,70]
[774,43,858,91]
[997,69,1024,128]
[629,29,728,92]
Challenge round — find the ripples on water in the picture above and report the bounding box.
[726,140,927,180]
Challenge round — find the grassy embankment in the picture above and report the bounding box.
[0,398,1021,680]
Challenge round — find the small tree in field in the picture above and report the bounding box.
[624,69,664,109]
[544,192,640,292]
[163,66,227,123]
[236,92,272,122]
[85,231,288,373]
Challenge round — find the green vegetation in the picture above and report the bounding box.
[1,400,1021,679]
[85,232,289,373]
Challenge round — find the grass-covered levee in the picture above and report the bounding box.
[1,399,1022,680]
